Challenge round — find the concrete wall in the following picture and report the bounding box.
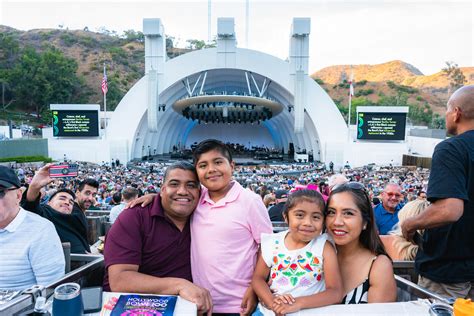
[410,128,446,139]
[0,139,48,159]
[43,127,111,163]
[406,135,443,157]
[0,126,22,139]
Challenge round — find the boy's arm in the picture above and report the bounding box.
[251,252,274,309]
[294,242,343,309]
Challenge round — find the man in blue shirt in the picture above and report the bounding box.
[374,183,404,234]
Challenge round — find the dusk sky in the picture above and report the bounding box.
[0,0,472,75]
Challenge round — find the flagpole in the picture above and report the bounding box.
[348,66,354,141]
[103,63,107,139]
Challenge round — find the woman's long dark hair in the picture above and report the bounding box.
[327,184,388,257]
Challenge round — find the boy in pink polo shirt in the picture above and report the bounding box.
[191,139,273,315]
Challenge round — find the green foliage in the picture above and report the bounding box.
[104,73,124,111]
[0,33,20,74]
[442,61,466,92]
[430,114,445,129]
[387,81,418,94]
[338,82,350,89]
[416,95,423,101]
[0,155,53,163]
[186,39,216,50]
[60,33,77,46]
[108,47,127,63]
[356,80,367,86]
[6,45,91,117]
[122,30,144,43]
[78,36,97,48]
[314,78,324,85]
[355,89,374,97]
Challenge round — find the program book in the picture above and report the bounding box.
[110,294,177,316]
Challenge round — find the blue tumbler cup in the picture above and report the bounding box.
[52,283,83,316]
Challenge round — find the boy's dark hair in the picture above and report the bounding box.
[49,188,76,201]
[192,139,233,164]
[77,178,99,192]
[282,189,325,220]
[163,161,198,183]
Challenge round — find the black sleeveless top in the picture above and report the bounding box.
[341,256,377,304]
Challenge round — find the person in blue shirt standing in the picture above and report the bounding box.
[374,183,404,234]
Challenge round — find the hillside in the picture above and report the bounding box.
[1,25,473,127]
[0,25,190,115]
[311,61,474,115]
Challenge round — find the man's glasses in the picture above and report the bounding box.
[0,187,18,199]
[385,192,402,198]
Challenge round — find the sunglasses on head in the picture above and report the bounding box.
[333,181,366,191]
[0,187,18,199]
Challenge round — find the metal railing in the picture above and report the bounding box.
[0,254,104,316]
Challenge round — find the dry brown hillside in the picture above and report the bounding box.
[311,61,474,115]
[312,61,423,84]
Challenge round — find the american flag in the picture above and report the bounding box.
[349,72,354,97]
[101,66,108,95]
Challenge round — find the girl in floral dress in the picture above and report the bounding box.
[252,189,343,315]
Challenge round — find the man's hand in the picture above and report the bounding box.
[240,286,257,315]
[401,218,416,243]
[27,163,54,202]
[30,164,54,189]
[177,281,213,315]
[124,193,156,209]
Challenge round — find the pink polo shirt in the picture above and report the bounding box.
[191,181,273,313]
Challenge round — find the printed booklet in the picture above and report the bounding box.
[110,294,177,316]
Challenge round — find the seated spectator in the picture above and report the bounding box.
[417,190,427,200]
[0,166,65,290]
[262,193,276,209]
[21,164,90,254]
[109,187,139,224]
[328,173,349,193]
[385,200,429,260]
[374,183,404,234]
[75,178,99,212]
[268,189,288,222]
[109,192,122,206]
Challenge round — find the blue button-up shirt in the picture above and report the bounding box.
[374,202,403,235]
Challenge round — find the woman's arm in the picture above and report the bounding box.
[367,255,397,303]
[251,251,274,309]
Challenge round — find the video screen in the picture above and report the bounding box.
[52,110,99,137]
[357,112,406,141]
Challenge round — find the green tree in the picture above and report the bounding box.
[0,33,20,109]
[443,61,466,93]
[186,39,217,50]
[9,46,91,118]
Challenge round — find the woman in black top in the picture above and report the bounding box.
[325,182,397,304]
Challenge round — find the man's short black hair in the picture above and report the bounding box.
[192,139,232,164]
[77,178,99,192]
[49,188,76,201]
[163,162,198,183]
